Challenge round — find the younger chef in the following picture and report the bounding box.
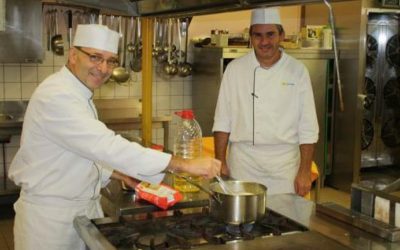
[213,8,318,196]
[9,24,221,250]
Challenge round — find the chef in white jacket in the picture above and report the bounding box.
[213,8,318,196]
[9,24,220,250]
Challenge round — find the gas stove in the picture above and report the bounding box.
[82,208,308,249]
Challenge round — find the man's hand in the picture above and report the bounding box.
[168,156,221,179]
[294,169,312,197]
[121,175,140,189]
[111,170,140,189]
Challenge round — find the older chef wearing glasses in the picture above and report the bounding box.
[213,8,318,197]
[9,24,221,250]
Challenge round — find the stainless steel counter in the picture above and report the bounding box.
[96,178,400,249]
[101,176,209,216]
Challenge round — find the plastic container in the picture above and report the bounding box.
[322,26,333,49]
[173,110,203,192]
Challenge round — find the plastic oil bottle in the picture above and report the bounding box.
[173,110,202,192]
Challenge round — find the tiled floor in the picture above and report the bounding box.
[0,187,351,250]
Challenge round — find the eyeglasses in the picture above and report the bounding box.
[75,47,119,68]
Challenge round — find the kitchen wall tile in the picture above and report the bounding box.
[170,96,183,109]
[5,146,18,164]
[4,66,21,83]
[38,66,54,82]
[21,83,38,100]
[170,82,183,95]
[41,51,54,66]
[93,88,100,99]
[154,138,163,147]
[53,65,64,73]
[130,72,138,82]
[151,98,157,116]
[156,82,170,95]
[183,96,192,109]
[156,96,170,110]
[54,53,68,66]
[130,82,142,97]
[156,110,172,117]
[4,83,22,100]
[156,128,164,139]
[152,82,157,96]
[183,80,192,95]
[0,84,4,99]
[115,83,130,98]
[0,65,3,83]
[100,82,115,98]
[21,66,38,83]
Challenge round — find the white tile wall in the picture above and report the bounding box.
[0,46,194,177]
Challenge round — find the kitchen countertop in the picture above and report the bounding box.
[96,177,400,250]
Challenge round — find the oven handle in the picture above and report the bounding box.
[324,0,344,112]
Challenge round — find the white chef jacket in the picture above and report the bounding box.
[213,50,319,194]
[9,66,171,250]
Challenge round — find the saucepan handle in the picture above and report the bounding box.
[165,170,222,204]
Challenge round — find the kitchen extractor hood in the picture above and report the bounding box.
[0,0,43,63]
[52,0,139,16]
[52,0,329,17]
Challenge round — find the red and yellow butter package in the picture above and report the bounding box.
[135,182,183,210]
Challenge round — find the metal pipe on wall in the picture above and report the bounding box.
[141,17,154,147]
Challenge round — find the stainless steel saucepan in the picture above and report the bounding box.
[209,180,267,225]
[167,171,266,225]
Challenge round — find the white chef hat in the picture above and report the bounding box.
[251,8,282,25]
[73,24,120,54]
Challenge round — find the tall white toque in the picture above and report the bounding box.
[73,24,120,54]
[251,8,282,25]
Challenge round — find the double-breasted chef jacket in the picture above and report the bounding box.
[213,50,319,195]
[9,66,171,250]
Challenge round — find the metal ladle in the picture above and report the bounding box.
[51,10,64,56]
[163,18,178,76]
[130,17,142,72]
[177,18,192,77]
[111,16,130,83]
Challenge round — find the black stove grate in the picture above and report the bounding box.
[95,210,308,249]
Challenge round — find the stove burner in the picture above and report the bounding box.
[362,119,374,150]
[364,77,376,110]
[381,117,400,148]
[94,210,308,249]
[386,34,400,69]
[97,225,139,247]
[367,35,378,69]
[383,77,400,109]
[225,223,255,241]
[136,233,168,249]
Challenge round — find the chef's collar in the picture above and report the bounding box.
[62,66,94,99]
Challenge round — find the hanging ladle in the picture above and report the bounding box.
[163,18,178,76]
[111,16,130,83]
[177,18,193,77]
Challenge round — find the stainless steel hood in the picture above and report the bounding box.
[53,0,139,15]
[53,0,326,17]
